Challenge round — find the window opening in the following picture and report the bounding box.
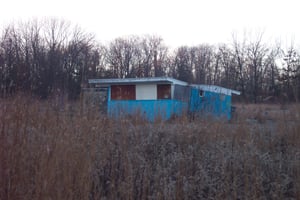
[199,89,204,97]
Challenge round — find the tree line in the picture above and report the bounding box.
[1,19,300,102]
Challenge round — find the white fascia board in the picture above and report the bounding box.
[165,77,188,86]
[88,77,188,86]
[230,90,241,95]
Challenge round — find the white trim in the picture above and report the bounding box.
[88,77,188,86]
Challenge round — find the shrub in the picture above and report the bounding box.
[0,97,299,199]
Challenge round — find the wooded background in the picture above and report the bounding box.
[1,19,299,102]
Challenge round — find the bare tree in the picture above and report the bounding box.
[136,35,168,77]
[246,32,268,103]
[217,44,237,89]
[173,46,194,82]
[0,19,102,99]
[2,19,300,103]
[232,33,248,99]
[0,26,20,96]
[262,44,281,99]
[281,44,300,102]
[193,45,215,84]
[106,36,139,78]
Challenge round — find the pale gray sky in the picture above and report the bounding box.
[1,0,299,47]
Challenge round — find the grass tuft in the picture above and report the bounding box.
[1,97,299,199]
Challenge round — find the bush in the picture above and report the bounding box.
[0,97,299,199]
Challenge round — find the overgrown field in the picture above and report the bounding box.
[0,97,299,199]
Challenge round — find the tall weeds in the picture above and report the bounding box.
[0,97,299,199]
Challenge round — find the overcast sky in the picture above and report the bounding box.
[1,0,299,47]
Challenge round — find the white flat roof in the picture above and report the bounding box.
[88,77,240,95]
[88,77,188,86]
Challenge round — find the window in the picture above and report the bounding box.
[199,89,204,97]
[111,85,135,100]
[157,84,171,99]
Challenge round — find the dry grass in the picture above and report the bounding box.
[0,97,299,199]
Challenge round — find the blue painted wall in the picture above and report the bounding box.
[189,88,232,120]
[104,86,232,121]
[108,100,188,121]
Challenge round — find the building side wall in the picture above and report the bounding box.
[189,88,232,119]
[173,85,191,102]
[108,100,188,121]
[82,87,108,114]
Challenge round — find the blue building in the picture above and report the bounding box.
[189,84,240,120]
[85,77,240,121]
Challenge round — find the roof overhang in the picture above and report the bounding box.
[88,77,241,95]
[88,77,188,86]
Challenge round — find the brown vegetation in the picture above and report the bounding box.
[0,97,299,199]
